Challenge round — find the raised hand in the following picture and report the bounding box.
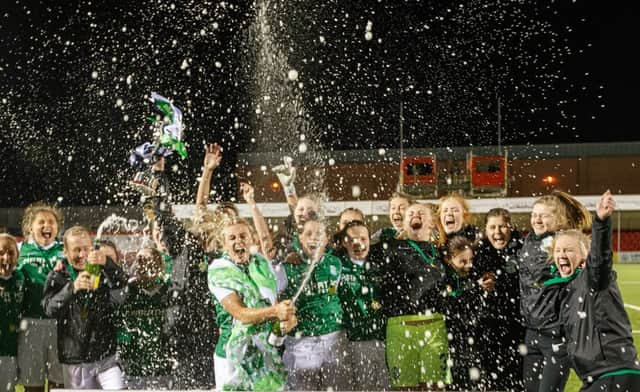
[203,143,222,172]
[272,156,296,187]
[151,156,165,172]
[240,182,256,206]
[87,249,107,266]
[275,167,296,187]
[596,190,616,221]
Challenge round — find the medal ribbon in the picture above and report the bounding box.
[406,240,437,265]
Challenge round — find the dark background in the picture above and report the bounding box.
[0,1,637,207]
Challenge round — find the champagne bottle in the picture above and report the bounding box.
[85,262,102,290]
[267,319,285,347]
[85,243,102,290]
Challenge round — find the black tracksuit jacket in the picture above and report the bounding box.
[154,205,218,388]
[434,264,486,391]
[374,238,444,318]
[475,234,524,327]
[42,258,127,364]
[474,235,525,390]
[560,216,640,382]
[518,231,564,334]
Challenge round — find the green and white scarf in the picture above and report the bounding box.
[208,253,286,391]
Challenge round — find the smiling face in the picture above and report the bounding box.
[300,220,328,260]
[343,225,370,261]
[294,197,319,229]
[389,197,410,230]
[64,232,92,270]
[403,204,435,239]
[553,233,587,278]
[531,203,560,236]
[30,211,59,247]
[440,198,466,235]
[0,236,19,278]
[485,215,512,250]
[449,248,474,278]
[449,248,473,278]
[222,223,253,264]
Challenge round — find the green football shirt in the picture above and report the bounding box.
[283,252,343,337]
[0,270,25,356]
[338,257,386,341]
[17,241,64,318]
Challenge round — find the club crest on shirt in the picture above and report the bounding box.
[329,265,338,276]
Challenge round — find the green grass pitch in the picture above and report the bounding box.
[565,263,640,391]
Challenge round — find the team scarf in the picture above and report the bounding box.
[150,92,187,159]
[543,264,582,286]
[207,253,286,391]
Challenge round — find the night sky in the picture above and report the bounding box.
[0,1,638,207]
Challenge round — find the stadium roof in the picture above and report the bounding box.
[237,141,640,166]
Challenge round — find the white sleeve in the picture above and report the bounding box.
[210,286,235,303]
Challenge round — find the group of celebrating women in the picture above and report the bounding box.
[0,143,638,392]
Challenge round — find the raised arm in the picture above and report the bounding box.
[588,190,616,291]
[195,143,222,210]
[272,158,298,210]
[154,184,187,258]
[241,182,276,260]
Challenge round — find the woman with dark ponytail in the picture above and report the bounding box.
[475,208,525,391]
[437,235,496,391]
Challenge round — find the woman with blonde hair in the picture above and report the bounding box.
[17,202,66,391]
[550,191,639,391]
[519,190,591,392]
[208,218,294,390]
[377,202,449,389]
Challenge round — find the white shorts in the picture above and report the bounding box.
[62,355,124,390]
[0,356,18,391]
[125,375,173,390]
[347,340,391,390]
[18,318,63,386]
[283,330,350,391]
[214,354,232,391]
